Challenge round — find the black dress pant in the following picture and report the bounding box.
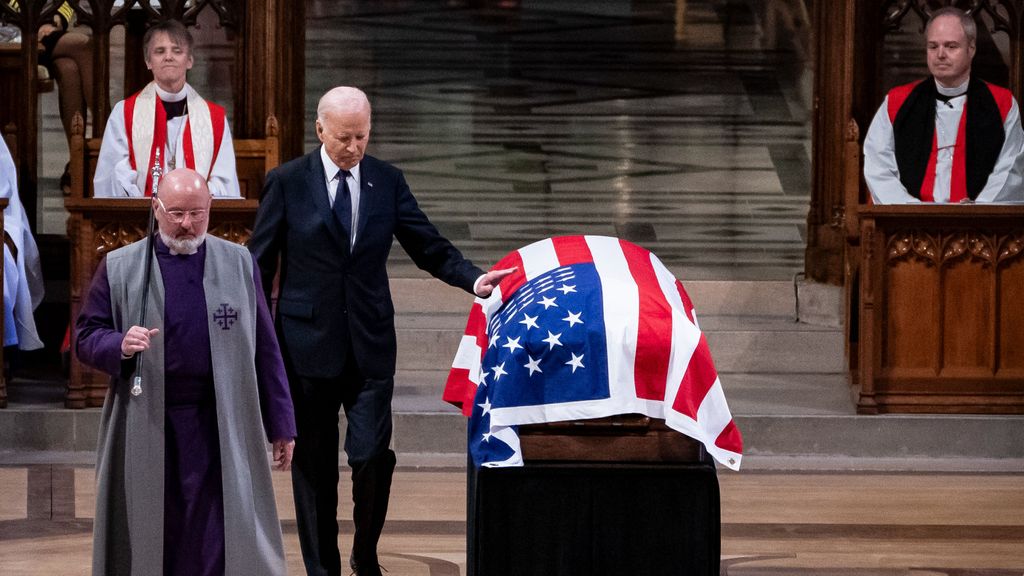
[290,359,395,576]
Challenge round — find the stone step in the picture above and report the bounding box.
[4,406,1021,471]
[395,371,855,416]
[390,277,801,318]
[395,312,845,374]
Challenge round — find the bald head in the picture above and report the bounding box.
[925,8,976,88]
[316,87,372,170]
[155,168,212,254]
[158,168,209,200]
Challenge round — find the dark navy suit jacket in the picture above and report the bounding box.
[249,150,483,379]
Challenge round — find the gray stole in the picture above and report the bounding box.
[94,235,285,576]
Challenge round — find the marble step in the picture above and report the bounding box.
[395,311,845,374]
[3,405,1021,471]
[393,371,857,416]
[389,277,803,317]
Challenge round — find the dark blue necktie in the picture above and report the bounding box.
[332,169,352,243]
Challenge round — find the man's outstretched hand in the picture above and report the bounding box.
[474,267,518,298]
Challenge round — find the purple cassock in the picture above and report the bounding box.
[77,237,295,576]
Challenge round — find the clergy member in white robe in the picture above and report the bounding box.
[0,137,44,350]
[93,20,240,198]
[863,7,1024,204]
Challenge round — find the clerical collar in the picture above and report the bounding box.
[155,84,188,102]
[935,79,968,103]
[156,84,189,120]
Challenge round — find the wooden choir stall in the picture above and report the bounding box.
[812,1,1024,415]
[6,0,308,408]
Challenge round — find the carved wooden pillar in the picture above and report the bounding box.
[237,0,305,160]
[805,0,858,285]
[123,8,150,97]
[974,0,1024,99]
[76,1,135,139]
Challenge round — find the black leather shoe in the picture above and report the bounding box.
[349,555,385,576]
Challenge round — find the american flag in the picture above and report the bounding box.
[443,236,742,470]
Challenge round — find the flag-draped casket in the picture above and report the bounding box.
[443,235,743,470]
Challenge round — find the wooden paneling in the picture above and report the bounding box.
[858,205,1024,414]
[882,257,938,371]
[999,258,1024,369]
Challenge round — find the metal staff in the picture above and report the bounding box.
[130,150,162,397]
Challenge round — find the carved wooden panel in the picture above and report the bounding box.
[859,206,1024,413]
[998,257,1024,370]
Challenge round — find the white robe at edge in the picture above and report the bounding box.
[0,137,44,350]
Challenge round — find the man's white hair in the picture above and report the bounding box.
[317,86,371,123]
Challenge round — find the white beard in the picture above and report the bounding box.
[160,231,206,255]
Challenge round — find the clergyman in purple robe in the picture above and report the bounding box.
[76,168,296,576]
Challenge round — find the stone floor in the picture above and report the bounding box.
[0,464,1021,575]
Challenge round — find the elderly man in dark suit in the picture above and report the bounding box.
[249,86,513,576]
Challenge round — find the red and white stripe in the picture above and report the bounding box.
[443,235,743,470]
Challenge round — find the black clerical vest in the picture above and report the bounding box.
[888,78,1012,201]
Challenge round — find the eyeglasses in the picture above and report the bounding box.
[157,198,208,224]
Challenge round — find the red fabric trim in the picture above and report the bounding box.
[183,118,196,171]
[672,334,717,419]
[208,102,226,178]
[124,92,139,171]
[443,367,476,416]
[714,419,743,454]
[144,98,168,197]
[950,102,969,202]
[61,324,71,354]
[887,80,923,123]
[551,235,593,267]
[985,81,1014,120]
[466,303,488,363]
[620,239,671,402]
[674,280,696,324]
[919,132,938,202]
[493,251,526,306]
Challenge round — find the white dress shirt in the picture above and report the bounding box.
[320,145,361,248]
